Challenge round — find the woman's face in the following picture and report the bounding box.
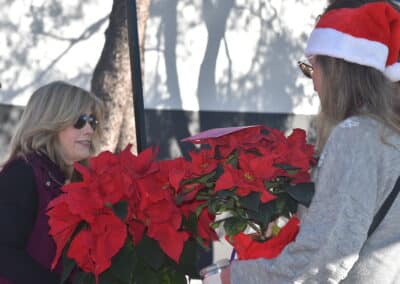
[58,112,96,165]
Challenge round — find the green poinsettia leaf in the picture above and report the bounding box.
[197,171,217,184]
[274,195,289,215]
[133,262,160,284]
[113,200,128,221]
[182,212,198,234]
[175,194,184,205]
[239,192,261,211]
[215,190,236,199]
[265,180,279,188]
[60,252,75,284]
[247,202,274,228]
[210,219,224,229]
[208,198,223,214]
[195,202,208,217]
[223,217,248,236]
[178,240,199,278]
[107,241,136,283]
[274,163,300,171]
[219,149,238,165]
[286,195,298,213]
[71,272,84,284]
[195,194,211,201]
[286,169,299,176]
[210,199,235,216]
[223,198,236,211]
[72,271,95,284]
[99,270,121,284]
[285,182,315,208]
[182,171,217,185]
[161,269,187,284]
[136,236,165,270]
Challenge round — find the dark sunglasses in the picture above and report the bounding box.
[73,114,98,130]
[298,61,313,79]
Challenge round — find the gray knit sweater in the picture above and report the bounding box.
[231,116,400,284]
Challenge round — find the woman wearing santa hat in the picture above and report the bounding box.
[221,1,400,283]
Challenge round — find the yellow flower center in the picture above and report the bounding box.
[200,163,209,169]
[244,172,254,181]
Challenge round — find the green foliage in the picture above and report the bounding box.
[195,202,208,217]
[274,163,300,172]
[208,198,222,214]
[223,216,248,236]
[247,202,275,230]
[215,190,237,199]
[239,192,261,211]
[60,253,76,284]
[130,237,195,284]
[285,182,315,207]
[72,271,95,284]
[99,270,123,284]
[136,236,165,270]
[182,212,198,235]
[160,269,187,284]
[113,200,129,221]
[181,171,217,185]
[224,150,238,167]
[68,233,198,284]
[133,261,160,284]
[178,240,199,278]
[107,241,136,283]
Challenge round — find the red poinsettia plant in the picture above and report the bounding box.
[47,124,315,284]
[47,145,218,284]
[181,125,316,260]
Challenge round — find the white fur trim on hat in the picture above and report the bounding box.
[385,63,400,82]
[305,28,388,72]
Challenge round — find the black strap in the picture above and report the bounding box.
[367,176,400,237]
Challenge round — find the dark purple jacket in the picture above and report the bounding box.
[0,152,65,284]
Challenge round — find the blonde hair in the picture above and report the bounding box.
[315,56,400,152]
[7,81,104,175]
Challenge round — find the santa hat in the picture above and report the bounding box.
[305,2,400,81]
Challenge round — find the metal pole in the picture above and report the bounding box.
[127,0,146,153]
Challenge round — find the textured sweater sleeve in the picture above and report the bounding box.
[231,119,380,284]
[0,159,59,284]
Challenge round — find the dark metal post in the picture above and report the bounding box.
[127,0,146,153]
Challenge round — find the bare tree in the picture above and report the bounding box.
[91,0,151,154]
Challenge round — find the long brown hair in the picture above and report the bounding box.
[315,56,400,152]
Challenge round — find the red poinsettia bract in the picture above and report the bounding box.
[227,217,300,260]
[180,201,218,247]
[67,212,126,281]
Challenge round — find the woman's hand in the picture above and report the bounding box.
[220,265,231,284]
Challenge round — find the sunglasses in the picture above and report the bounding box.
[73,114,98,130]
[298,61,313,79]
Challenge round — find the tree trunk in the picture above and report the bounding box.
[91,0,151,154]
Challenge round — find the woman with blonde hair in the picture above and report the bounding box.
[221,1,400,283]
[0,81,104,284]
